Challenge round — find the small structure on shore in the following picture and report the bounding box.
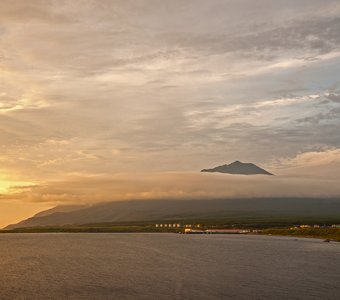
[155,223,181,228]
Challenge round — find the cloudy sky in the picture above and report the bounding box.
[1,0,340,227]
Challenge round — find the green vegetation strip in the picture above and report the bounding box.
[0,225,181,233]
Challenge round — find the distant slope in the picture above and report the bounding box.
[6,198,340,229]
[33,205,88,218]
[201,161,273,175]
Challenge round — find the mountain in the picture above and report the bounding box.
[201,161,273,175]
[5,198,340,229]
[33,205,88,218]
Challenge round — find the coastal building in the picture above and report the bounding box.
[155,223,182,228]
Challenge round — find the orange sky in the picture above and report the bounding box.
[1,0,340,227]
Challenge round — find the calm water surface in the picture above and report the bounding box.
[0,233,339,300]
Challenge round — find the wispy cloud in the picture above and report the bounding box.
[0,0,340,220]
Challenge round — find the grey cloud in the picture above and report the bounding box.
[1,0,339,80]
[296,107,340,125]
[155,16,340,61]
[325,93,340,103]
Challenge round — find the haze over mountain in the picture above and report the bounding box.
[201,161,273,175]
[6,198,340,229]
[33,205,88,218]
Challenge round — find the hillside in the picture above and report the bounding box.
[6,198,340,229]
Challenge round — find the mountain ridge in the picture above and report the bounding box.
[201,161,273,175]
[5,198,340,229]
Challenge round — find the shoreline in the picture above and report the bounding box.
[1,227,339,242]
[260,228,340,242]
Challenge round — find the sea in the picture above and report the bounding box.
[0,233,339,300]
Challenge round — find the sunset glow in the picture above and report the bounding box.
[1,0,340,227]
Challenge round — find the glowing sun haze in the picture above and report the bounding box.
[1,0,340,227]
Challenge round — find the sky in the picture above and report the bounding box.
[1,0,340,227]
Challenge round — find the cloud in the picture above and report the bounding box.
[325,92,340,103]
[0,0,340,213]
[2,171,340,205]
[271,148,340,178]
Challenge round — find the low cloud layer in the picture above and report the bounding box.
[3,148,340,205]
